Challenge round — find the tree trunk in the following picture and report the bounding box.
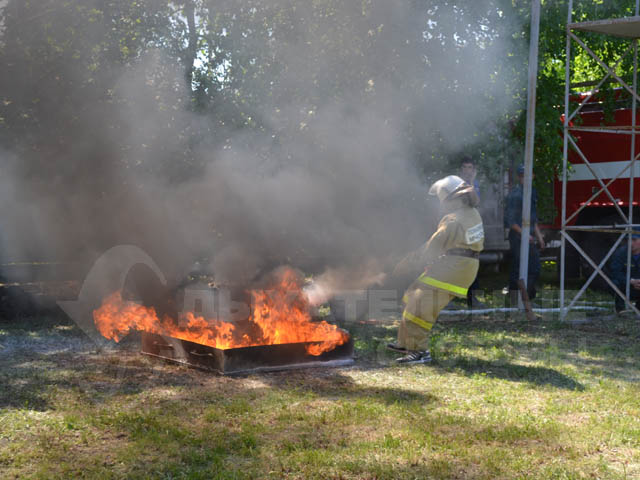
[184,0,197,90]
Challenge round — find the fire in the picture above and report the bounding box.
[93,267,348,355]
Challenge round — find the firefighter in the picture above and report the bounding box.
[389,175,484,364]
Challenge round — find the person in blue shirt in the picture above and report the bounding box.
[607,231,640,313]
[460,156,485,309]
[505,165,545,302]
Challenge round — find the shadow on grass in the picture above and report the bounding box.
[431,356,585,391]
[258,367,438,406]
[13,305,640,412]
[430,317,640,381]
[0,339,436,414]
[0,361,60,410]
[0,340,209,411]
[344,323,587,391]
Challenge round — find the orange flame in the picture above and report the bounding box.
[93,268,348,355]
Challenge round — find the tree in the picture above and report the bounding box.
[509,0,640,220]
[3,0,635,271]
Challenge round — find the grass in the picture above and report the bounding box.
[1,271,640,479]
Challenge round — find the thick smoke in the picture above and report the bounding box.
[0,1,522,293]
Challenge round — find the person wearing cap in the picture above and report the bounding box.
[389,175,484,364]
[608,231,640,313]
[459,156,485,309]
[505,165,545,303]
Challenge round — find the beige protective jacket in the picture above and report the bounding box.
[415,198,484,297]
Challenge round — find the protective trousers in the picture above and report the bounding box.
[397,283,453,351]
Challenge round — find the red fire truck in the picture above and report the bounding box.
[555,90,640,281]
[479,90,639,285]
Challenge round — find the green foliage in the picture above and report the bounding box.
[1,0,639,219]
[514,0,640,220]
[440,0,640,220]
[0,1,526,180]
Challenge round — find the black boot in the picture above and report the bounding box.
[396,350,432,364]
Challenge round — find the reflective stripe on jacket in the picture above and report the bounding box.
[411,200,484,298]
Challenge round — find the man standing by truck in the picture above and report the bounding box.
[608,231,640,313]
[505,165,545,303]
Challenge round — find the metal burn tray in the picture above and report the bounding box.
[141,331,354,375]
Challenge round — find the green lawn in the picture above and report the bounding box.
[1,297,639,480]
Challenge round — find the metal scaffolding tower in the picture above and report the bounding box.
[561,1,640,317]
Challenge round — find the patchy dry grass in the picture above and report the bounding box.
[1,305,639,479]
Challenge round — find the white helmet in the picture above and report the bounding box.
[428,175,474,203]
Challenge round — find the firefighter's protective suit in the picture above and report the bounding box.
[397,176,484,351]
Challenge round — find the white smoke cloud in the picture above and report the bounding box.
[0,0,523,294]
